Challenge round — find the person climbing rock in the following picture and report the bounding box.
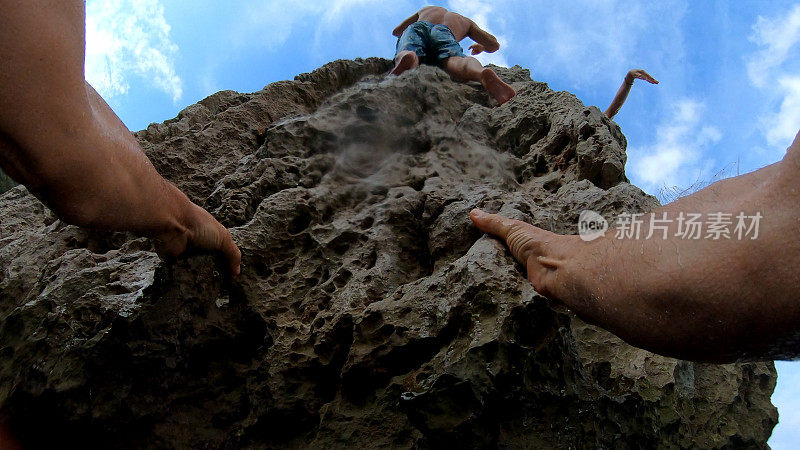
[605,69,659,119]
[390,5,516,106]
[0,0,241,276]
[470,129,800,363]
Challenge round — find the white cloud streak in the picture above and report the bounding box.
[747,5,800,88]
[519,0,685,86]
[85,0,182,102]
[234,0,387,51]
[766,76,800,148]
[746,5,800,150]
[629,99,722,195]
[447,0,509,67]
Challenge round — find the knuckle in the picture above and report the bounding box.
[506,228,535,261]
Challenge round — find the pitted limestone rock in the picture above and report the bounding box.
[0,59,776,448]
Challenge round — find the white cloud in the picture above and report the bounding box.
[196,0,406,97]
[447,0,509,67]
[85,0,182,102]
[764,76,800,148]
[628,99,722,195]
[520,0,685,87]
[235,2,322,51]
[746,5,800,151]
[321,0,383,26]
[747,5,800,88]
[234,0,388,50]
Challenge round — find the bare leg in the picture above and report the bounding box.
[471,131,800,362]
[390,51,420,76]
[443,56,516,105]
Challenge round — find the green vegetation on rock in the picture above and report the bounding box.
[0,169,16,195]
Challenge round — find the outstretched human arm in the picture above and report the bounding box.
[0,0,241,275]
[393,12,420,37]
[467,21,500,54]
[604,69,658,119]
[469,130,800,362]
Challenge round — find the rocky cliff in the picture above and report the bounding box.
[0,58,777,448]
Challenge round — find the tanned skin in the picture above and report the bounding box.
[471,130,800,362]
[0,1,241,275]
[391,6,516,105]
[605,69,659,119]
[0,2,242,442]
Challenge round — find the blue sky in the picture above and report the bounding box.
[83,0,800,446]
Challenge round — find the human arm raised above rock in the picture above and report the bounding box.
[604,69,659,119]
[467,21,500,53]
[393,12,420,37]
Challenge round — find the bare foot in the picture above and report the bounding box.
[480,68,516,105]
[390,51,419,76]
[470,131,800,362]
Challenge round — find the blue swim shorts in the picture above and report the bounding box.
[395,21,466,66]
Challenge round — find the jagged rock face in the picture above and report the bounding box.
[0,58,777,448]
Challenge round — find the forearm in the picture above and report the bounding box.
[0,0,240,274]
[568,234,758,362]
[393,13,419,37]
[468,23,500,52]
[2,82,193,237]
[572,172,788,362]
[604,78,633,119]
[660,161,779,211]
[476,35,500,53]
[41,147,191,236]
[0,0,183,233]
[42,85,193,236]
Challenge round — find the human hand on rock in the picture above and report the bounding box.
[627,69,659,84]
[469,44,485,55]
[469,209,569,298]
[153,202,242,277]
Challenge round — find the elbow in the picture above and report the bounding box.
[393,24,407,37]
[486,39,500,53]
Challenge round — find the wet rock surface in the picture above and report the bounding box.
[0,58,777,448]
